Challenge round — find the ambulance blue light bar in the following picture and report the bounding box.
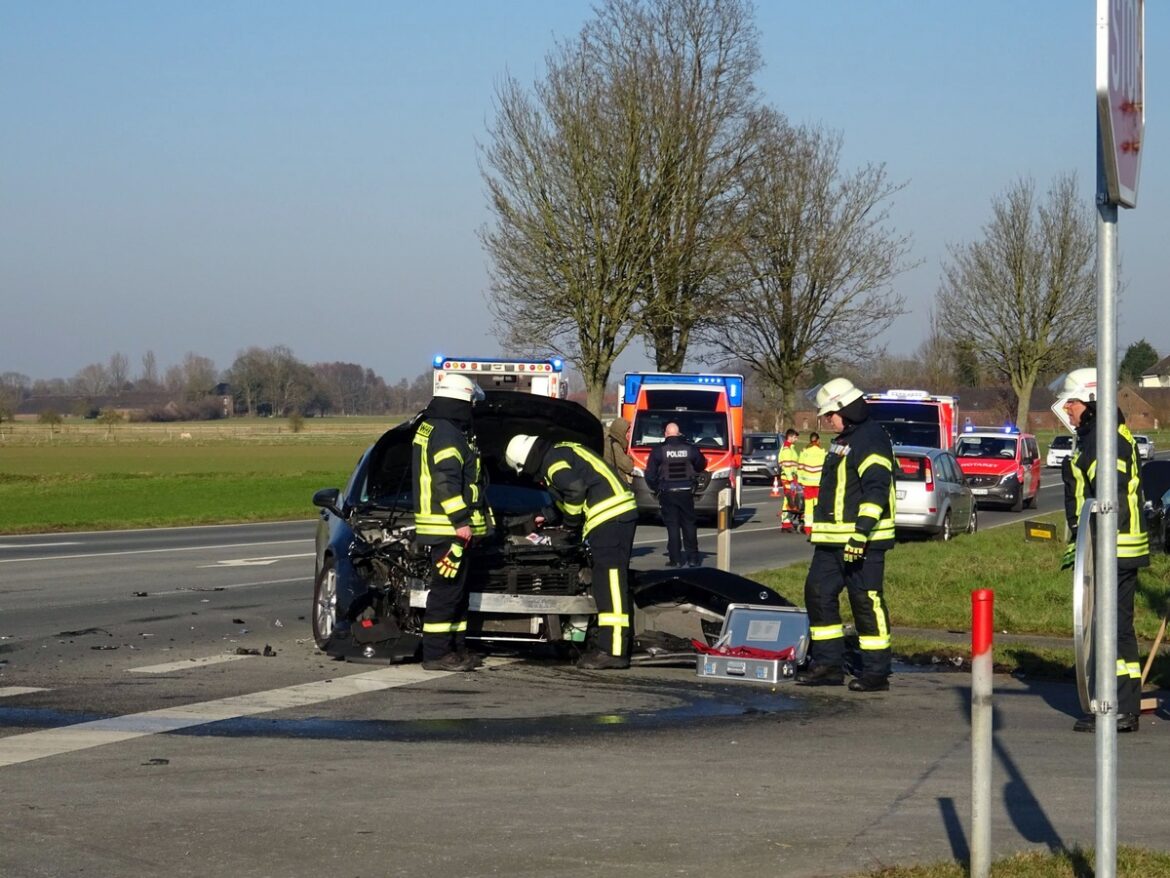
[623,372,743,406]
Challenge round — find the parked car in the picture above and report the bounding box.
[311,392,794,663]
[741,432,782,483]
[893,445,977,540]
[1142,460,1170,554]
[1046,434,1074,468]
[953,427,1041,512]
[1134,434,1156,461]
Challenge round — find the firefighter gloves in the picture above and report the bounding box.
[1061,542,1076,571]
[435,543,464,579]
[844,534,867,563]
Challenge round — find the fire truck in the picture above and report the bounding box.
[864,389,959,450]
[432,355,568,398]
[619,372,744,521]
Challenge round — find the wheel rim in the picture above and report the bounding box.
[942,514,952,541]
[969,506,978,534]
[315,565,337,643]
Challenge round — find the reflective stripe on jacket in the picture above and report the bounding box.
[797,444,826,488]
[1063,422,1149,567]
[412,417,490,543]
[810,418,896,548]
[544,442,638,537]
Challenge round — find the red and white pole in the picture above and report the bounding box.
[971,588,994,878]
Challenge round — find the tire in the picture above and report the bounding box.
[312,555,339,650]
[935,511,953,542]
[1010,489,1024,513]
[966,504,978,535]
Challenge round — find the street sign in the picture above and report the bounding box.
[1096,0,1145,207]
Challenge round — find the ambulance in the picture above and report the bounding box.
[620,372,744,522]
[864,389,960,450]
[432,355,568,398]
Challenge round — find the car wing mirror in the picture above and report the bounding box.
[312,487,343,517]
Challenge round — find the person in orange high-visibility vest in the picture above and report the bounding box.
[778,429,801,532]
[797,432,827,536]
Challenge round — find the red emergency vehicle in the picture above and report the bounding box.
[620,372,744,522]
[953,424,1042,512]
[864,389,959,450]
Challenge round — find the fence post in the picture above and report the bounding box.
[716,487,732,571]
[971,588,994,878]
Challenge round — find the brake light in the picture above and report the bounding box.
[924,460,934,492]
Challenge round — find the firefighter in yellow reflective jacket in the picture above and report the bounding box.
[506,433,638,669]
[413,374,491,672]
[796,378,896,692]
[797,432,827,536]
[1053,367,1149,733]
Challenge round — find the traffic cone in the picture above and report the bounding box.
[770,476,781,498]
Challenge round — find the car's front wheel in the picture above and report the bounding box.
[967,505,978,535]
[312,556,339,650]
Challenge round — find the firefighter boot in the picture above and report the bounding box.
[576,650,630,670]
[848,676,890,692]
[1073,713,1139,733]
[795,663,844,686]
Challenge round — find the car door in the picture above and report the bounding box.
[940,452,973,530]
[1023,437,1041,501]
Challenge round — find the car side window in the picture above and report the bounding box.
[938,453,958,484]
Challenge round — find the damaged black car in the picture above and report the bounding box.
[311,392,791,663]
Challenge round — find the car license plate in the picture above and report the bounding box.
[896,490,905,500]
[971,488,988,495]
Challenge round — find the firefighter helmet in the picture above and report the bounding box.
[814,378,864,417]
[505,434,538,474]
[434,374,485,403]
[1049,367,1097,433]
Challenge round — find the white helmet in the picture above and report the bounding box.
[434,374,485,403]
[1049,367,1097,432]
[505,434,538,474]
[815,377,864,416]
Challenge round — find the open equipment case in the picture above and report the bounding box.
[696,603,810,684]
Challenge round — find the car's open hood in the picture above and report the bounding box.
[367,392,603,499]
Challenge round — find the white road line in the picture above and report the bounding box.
[128,655,258,674]
[197,552,313,569]
[0,687,48,698]
[0,663,493,768]
[0,539,311,565]
[0,542,82,549]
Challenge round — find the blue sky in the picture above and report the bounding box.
[2,1,1166,385]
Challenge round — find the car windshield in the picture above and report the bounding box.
[1136,436,1149,445]
[1050,436,1073,450]
[632,410,729,449]
[745,435,779,454]
[955,436,1018,459]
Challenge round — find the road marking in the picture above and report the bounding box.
[0,662,510,768]
[0,687,48,698]
[0,540,311,565]
[197,552,312,569]
[128,654,258,674]
[0,542,82,549]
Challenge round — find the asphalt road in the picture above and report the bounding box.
[4,474,1164,878]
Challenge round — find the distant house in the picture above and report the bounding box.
[1139,355,1170,389]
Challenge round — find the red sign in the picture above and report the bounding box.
[1097,0,1145,207]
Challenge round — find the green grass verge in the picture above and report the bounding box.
[848,846,1170,877]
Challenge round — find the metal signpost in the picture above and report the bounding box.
[1093,3,1143,877]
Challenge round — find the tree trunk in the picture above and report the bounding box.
[1013,376,1035,431]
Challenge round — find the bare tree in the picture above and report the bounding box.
[139,350,160,389]
[480,0,762,412]
[937,174,1096,427]
[179,353,218,401]
[700,116,913,427]
[72,362,111,398]
[597,0,763,371]
[107,352,129,395]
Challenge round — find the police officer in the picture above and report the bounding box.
[797,431,827,536]
[412,374,490,672]
[645,422,706,567]
[1053,367,1149,733]
[796,378,896,692]
[505,432,638,669]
